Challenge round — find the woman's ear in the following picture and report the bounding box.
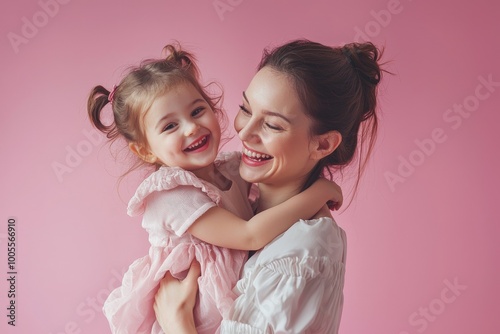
[310,131,342,160]
[129,142,157,164]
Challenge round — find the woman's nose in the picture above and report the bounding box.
[237,118,259,143]
[184,122,200,137]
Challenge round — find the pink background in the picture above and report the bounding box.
[1,0,499,333]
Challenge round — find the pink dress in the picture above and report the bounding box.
[103,152,254,334]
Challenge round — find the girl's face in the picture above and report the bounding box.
[140,82,221,171]
[234,67,319,187]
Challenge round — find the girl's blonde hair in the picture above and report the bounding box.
[87,43,225,172]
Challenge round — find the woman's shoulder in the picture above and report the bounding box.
[240,216,346,287]
[127,166,221,217]
[294,216,345,244]
[253,216,346,265]
[312,206,334,220]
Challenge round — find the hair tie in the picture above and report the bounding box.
[108,85,118,104]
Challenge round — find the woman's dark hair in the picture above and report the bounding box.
[258,39,385,196]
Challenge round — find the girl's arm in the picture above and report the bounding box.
[188,178,341,250]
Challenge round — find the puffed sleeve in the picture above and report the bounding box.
[127,166,222,236]
[146,186,217,236]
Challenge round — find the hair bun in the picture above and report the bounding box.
[342,42,381,85]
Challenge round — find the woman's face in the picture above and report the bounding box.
[234,67,319,187]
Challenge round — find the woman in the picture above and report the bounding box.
[154,39,384,333]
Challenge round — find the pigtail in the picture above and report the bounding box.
[87,85,117,139]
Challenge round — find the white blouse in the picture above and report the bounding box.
[220,217,347,333]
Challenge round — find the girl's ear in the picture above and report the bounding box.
[129,142,157,163]
[309,130,342,160]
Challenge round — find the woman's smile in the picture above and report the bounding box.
[241,144,273,166]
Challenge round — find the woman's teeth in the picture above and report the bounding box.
[243,148,272,160]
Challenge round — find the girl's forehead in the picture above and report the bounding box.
[145,82,204,116]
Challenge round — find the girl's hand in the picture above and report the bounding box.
[154,260,201,334]
[315,178,343,211]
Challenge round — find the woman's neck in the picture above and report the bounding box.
[256,179,305,213]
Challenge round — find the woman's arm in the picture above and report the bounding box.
[188,178,342,250]
[154,261,201,334]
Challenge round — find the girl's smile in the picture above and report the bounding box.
[184,134,210,153]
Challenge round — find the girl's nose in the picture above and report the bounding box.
[184,122,200,137]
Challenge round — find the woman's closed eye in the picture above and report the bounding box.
[239,104,251,116]
[239,104,283,131]
[265,122,283,131]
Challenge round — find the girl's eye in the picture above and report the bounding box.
[162,123,177,132]
[192,107,205,117]
[239,105,251,116]
[265,123,283,131]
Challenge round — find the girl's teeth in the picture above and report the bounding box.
[188,137,206,149]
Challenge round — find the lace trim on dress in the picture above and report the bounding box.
[127,167,222,217]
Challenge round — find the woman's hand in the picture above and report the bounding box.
[154,260,201,334]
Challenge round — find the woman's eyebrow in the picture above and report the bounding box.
[242,91,291,124]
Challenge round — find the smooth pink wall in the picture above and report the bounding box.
[1,0,499,333]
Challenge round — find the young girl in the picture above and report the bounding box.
[87,44,342,334]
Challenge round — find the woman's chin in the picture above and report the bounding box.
[239,163,270,184]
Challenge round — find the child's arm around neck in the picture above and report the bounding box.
[188,178,342,250]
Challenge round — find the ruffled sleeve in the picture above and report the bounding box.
[127,167,222,236]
